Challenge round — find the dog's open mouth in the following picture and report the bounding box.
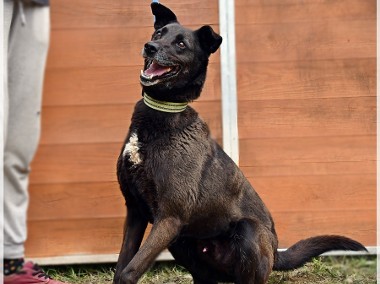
[140,60,180,85]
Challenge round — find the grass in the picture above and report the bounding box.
[44,256,377,284]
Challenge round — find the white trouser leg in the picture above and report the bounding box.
[4,0,50,259]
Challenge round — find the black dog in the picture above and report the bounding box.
[114,3,366,284]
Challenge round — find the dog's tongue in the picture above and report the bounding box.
[144,62,171,77]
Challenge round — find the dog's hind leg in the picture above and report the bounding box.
[169,238,219,284]
[232,219,274,284]
[234,257,271,284]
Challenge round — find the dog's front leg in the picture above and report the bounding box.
[114,206,148,284]
[118,216,182,284]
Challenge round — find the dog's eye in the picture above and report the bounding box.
[177,41,186,49]
[154,30,162,39]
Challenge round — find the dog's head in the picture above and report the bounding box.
[140,3,222,102]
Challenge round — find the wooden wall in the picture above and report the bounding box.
[235,0,376,247]
[26,0,376,260]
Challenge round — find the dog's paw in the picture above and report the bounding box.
[119,271,138,284]
[112,275,123,284]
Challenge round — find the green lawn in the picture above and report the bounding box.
[44,256,377,284]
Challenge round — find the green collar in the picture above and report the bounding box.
[143,93,188,113]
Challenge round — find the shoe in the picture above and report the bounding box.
[4,261,69,284]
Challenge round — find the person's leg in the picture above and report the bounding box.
[3,3,70,283]
[4,0,50,261]
[3,0,13,138]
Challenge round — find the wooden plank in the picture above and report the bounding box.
[237,97,376,139]
[239,135,376,167]
[39,101,222,145]
[40,105,133,145]
[51,0,219,30]
[43,66,142,106]
[27,174,375,222]
[236,59,376,101]
[235,20,375,63]
[30,143,120,185]
[24,209,375,258]
[272,209,376,248]
[46,27,151,69]
[28,182,124,221]
[42,63,221,107]
[46,27,221,70]
[25,218,130,257]
[235,0,375,25]
[246,174,376,213]
[241,160,375,178]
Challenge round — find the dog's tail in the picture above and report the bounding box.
[273,235,367,271]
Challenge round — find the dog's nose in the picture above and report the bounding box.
[144,42,159,56]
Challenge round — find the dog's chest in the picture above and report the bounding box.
[119,131,154,215]
[122,132,143,166]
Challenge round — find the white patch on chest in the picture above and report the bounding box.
[123,132,142,165]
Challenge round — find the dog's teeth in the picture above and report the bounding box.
[140,70,152,80]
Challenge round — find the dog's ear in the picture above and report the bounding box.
[151,2,178,30]
[196,25,223,55]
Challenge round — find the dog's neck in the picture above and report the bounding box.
[130,99,200,141]
[143,93,188,113]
